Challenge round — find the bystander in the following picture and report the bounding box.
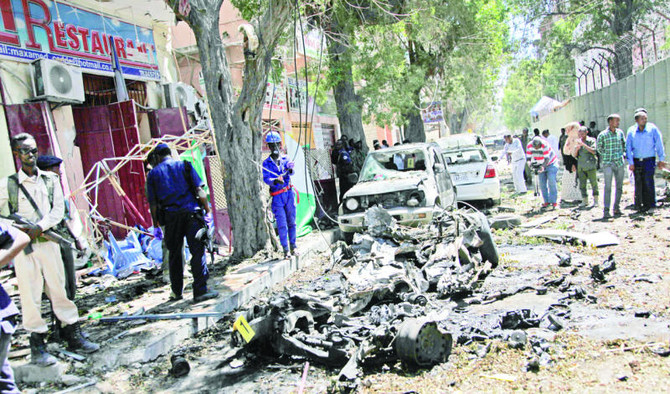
[597,114,626,218]
[574,126,599,208]
[626,111,666,212]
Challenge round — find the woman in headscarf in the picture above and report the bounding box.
[560,121,583,203]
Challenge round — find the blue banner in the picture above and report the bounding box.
[0,0,160,81]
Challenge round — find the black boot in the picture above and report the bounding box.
[30,332,57,366]
[63,323,100,354]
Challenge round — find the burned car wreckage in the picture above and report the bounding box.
[232,205,500,388]
[338,143,457,242]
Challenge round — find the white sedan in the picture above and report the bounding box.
[436,136,501,206]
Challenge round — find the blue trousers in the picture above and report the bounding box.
[272,189,297,251]
[538,163,558,204]
[163,211,209,297]
[0,320,19,394]
[633,158,656,210]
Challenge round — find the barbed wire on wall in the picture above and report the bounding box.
[574,20,669,96]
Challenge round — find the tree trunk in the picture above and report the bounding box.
[404,107,425,142]
[448,108,468,134]
[169,0,293,260]
[327,21,368,153]
[403,42,425,143]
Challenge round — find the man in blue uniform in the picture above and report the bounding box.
[146,143,218,303]
[336,141,356,201]
[262,132,297,259]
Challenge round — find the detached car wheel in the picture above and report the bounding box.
[341,231,354,245]
[475,213,499,268]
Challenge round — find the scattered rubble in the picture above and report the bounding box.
[226,207,496,388]
[522,229,620,247]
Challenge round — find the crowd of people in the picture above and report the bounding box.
[500,108,666,218]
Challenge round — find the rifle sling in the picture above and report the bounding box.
[18,183,44,221]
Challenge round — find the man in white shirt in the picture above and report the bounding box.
[0,133,99,366]
[542,129,560,157]
[499,134,527,194]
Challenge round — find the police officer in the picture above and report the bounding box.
[262,132,297,259]
[350,140,366,174]
[36,155,83,301]
[146,143,218,303]
[0,133,98,366]
[336,141,356,201]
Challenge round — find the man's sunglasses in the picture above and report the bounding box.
[16,148,38,155]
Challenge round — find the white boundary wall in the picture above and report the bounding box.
[533,57,670,154]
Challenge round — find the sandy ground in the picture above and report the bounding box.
[10,161,670,393]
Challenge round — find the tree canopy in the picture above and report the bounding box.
[349,0,508,139]
[509,0,659,80]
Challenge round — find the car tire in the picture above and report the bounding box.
[476,215,499,268]
[489,214,522,230]
[341,231,354,245]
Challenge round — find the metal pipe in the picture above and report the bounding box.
[592,58,604,89]
[576,74,581,96]
[586,65,596,92]
[638,24,657,62]
[99,312,225,323]
[600,54,612,85]
[634,35,645,69]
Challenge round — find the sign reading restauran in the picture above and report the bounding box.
[0,0,160,81]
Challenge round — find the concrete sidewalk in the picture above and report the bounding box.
[32,229,335,375]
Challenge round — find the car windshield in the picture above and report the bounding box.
[437,134,481,151]
[443,148,486,165]
[359,148,427,182]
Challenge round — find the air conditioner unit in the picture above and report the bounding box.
[163,82,198,113]
[31,59,85,104]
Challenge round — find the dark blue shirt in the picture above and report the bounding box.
[262,156,292,193]
[339,148,352,164]
[147,158,203,213]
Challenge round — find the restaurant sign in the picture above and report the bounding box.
[0,0,160,81]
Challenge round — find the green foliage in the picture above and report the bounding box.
[343,0,508,130]
[502,8,577,130]
[229,0,266,21]
[509,0,659,79]
[502,59,543,130]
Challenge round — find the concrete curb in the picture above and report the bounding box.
[90,229,336,369]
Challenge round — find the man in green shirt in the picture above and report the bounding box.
[574,126,599,208]
[596,114,626,218]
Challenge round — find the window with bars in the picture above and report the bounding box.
[291,122,314,148]
[79,74,148,108]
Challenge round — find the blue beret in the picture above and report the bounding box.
[154,143,171,155]
[36,155,63,170]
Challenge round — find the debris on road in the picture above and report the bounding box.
[228,207,496,388]
[522,229,620,247]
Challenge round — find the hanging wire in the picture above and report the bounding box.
[291,0,304,161]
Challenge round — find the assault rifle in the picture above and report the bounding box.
[1,214,74,254]
[193,209,216,264]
